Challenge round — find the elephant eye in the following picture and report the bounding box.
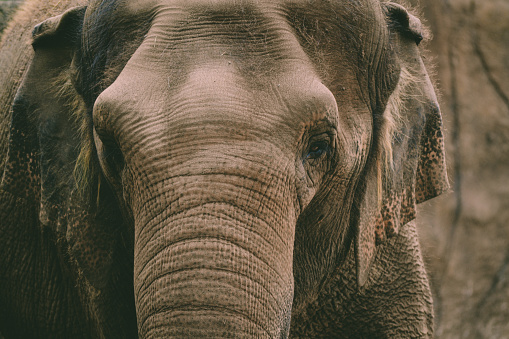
[94,127,125,172]
[306,139,330,160]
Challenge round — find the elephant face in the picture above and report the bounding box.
[88,3,367,335]
[2,0,448,337]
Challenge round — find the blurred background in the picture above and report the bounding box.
[1,0,508,338]
[410,0,509,338]
[0,1,19,34]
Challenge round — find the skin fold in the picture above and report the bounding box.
[0,0,448,338]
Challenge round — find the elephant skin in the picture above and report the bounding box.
[0,0,448,338]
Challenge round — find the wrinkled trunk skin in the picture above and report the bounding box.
[131,155,296,338]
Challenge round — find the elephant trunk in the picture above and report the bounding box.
[132,169,296,338]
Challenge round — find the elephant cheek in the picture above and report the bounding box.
[132,202,295,338]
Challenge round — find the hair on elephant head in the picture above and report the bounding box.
[1,0,447,337]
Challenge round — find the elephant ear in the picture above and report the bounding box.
[2,6,86,224]
[2,6,118,289]
[354,3,449,286]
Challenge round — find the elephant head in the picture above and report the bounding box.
[1,0,447,337]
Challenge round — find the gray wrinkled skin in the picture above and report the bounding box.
[0,0,447,338]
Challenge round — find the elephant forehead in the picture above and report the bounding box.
[163,62,339,146]
[86,0,384,109]
[91,0,378,147]
[119,0,374,22]
[106,0,370,65]
[124,0,275,16]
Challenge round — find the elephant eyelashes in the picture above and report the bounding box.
[306,140,330,160]
[94,128,125,177]
[305,132,334,164]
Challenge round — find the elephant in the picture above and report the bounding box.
[0,0,448,338]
